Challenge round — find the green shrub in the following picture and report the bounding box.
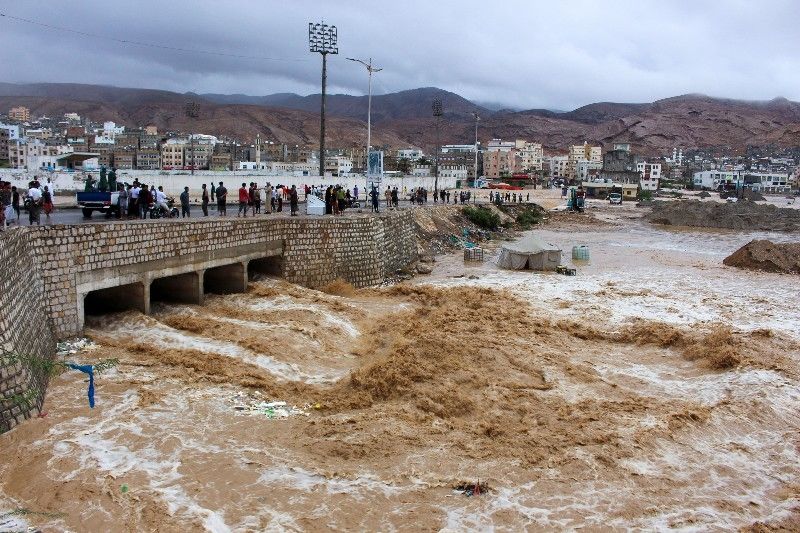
[516,208,541,229]
[462,206,501,230]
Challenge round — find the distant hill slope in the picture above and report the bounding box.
[2,83,800,154]
[200,86,490,123]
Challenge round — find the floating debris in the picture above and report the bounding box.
[227,391,309,420]
[454,481,489,497]
[56,338,96,357]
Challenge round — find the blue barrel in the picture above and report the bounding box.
[572,245,590,261]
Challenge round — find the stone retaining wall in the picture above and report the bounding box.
[0,230,57,433]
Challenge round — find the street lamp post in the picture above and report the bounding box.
[308,21,338,177]
[432,98,443,197]
[472,112,480,189]
[346,57,382,177]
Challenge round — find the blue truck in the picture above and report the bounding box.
[76,191,120,218]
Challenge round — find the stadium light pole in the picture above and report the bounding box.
[309,21,338,177]
[184,101,199,175]
[432,98,443,197]
[346,57,382,175]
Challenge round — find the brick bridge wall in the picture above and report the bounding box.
[0,230,57,432]
[0,210,418,432]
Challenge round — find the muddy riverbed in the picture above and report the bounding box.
[1,217,799,531]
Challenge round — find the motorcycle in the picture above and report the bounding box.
[149,197,179,219]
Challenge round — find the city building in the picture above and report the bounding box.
[547,155,569,180]
[210,153,232,171]
[396,148,424,161]
[601,148,641,183]
[161,142,185,168]
[567,142,602,179]
[9,107,30,122]
[483,139,518,178]
[577,160,603,181]
[439,163,469,182]
[515,140,543,171]
[0,128,9,164]
[637,162,662,190]
[111,150,135,170]
[135,149,161,170]
[185,143,213,170]
[744,172,791,193]
[63,113,81,124]
[325,156,353,177]
[692,170,742,190]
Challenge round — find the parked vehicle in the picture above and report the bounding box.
[608,192,623,204]
[77,191,120,218]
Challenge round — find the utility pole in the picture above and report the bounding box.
[432,98,443,196]
[347,56,382,177]
[472,112,480,189]
[309,21,338,177]
[184,101,199,175]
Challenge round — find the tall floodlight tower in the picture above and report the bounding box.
[308,21,338,177]
[472,112,480,188]
[432,98,443,195]
[184,101,199,175]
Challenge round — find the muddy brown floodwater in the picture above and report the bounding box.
[1,215,799,532]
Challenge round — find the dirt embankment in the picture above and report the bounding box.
[647,200,800,231]
[724,240,800,274]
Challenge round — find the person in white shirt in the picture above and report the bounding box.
[155,186,169,215]
[46,178,57,195]
[27,182,42,225]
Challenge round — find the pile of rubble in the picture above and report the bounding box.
[648,200,800,231]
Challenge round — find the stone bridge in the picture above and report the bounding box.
[0,211,418,431]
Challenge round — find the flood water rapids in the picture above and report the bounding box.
[1,218,799,531]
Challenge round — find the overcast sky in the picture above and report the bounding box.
[2,0,799,110]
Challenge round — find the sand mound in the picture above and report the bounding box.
[647,200,800,231]
[723,239,800,274]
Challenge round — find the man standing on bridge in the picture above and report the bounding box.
[201,184,209,216]
[217,182,227,217]
[180,187,191,218]
[237,183,249,218]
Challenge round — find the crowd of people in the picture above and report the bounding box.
[489,190,530,204]
[0,175,520,230]
[0,178,55,228]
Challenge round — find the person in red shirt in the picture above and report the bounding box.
[237,183,249,218]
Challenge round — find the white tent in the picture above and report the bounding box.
[497,235,562,271]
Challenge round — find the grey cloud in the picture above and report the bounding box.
[2,0,800,110]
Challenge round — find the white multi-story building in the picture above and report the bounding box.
[325,156,353,177]
[567,142,602,179]
[547,155,569,180]
[486,139,515,152]
[439,164,468,181]
[8,139,72,169]
[693,170,742,190]
[637,162,662,190]
[746,172,791,193]
[102,121,125,138]
[0,123,21,140]
[515,140,543,171]
[396,148,424,161]
[441,144,478,153]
